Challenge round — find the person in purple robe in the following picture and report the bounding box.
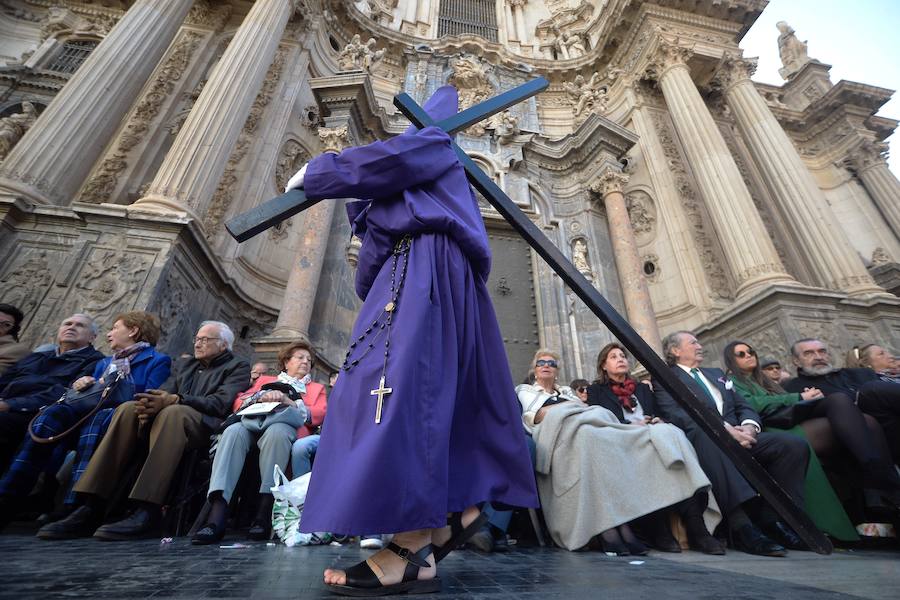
[284,85,538,596]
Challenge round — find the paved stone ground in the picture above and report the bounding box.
[2,529,898,600]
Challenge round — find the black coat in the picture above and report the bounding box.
[0,345,104,413]
[785,367,879,397]
[160,350,250,430]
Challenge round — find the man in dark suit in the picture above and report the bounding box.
[653,331,810,557]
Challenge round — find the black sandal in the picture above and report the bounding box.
[191,522,225,545]
[433,510,489,562]
[327,542,440,597]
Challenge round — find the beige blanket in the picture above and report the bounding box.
[533,401,721,550]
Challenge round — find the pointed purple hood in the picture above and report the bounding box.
[403,85,459,134]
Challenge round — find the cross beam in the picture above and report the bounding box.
[224,78,548,243]
[227,78,832,554]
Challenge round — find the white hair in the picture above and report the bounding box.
[199,320,235,350]
[69,313,99,336]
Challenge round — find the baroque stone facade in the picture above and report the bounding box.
[0,0,898,381]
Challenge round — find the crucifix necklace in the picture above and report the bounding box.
[340,235,411,423]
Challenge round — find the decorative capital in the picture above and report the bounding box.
[849,139,889,173]
[713,55,757,92]
[318,125,351,153]
[590,169,630,198]
[645,39,694,81]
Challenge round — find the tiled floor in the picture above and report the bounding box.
[2,530,897,599]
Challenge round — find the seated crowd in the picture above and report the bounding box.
[0,303,898,559]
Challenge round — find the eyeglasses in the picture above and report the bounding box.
[535,359,558,368]
[194,336,222,345]
[576,386,587,393]
[734,349,757,359]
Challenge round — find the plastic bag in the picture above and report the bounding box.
[270,465,332,547]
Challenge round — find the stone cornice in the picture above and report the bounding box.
[309,72,393,143]
[524,112,637,172]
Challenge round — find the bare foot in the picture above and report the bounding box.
[431,505,481,548]
[324,529,436,587]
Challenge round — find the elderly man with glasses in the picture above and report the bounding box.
[39,321,250,541]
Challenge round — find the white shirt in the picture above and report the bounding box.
[677,364,761,432]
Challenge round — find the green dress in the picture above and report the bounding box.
[731,376,858,541]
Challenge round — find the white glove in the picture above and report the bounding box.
[285,163,307,193]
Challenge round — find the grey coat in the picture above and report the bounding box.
[533,401,720,551]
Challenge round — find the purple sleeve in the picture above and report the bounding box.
[303,127,458,200]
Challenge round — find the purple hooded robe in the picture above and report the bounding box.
[299,86,538,534]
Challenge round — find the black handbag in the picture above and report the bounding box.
[760,398,822,430]
[28,371,133,444]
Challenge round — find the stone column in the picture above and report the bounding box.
[592,169,662,352]
[850,140,900,239]
[404,0,418,22]
[503,1,516,42]
[417,0,431,23]
[132,0,299,221]
[512,0,528,44]
[717,56,885,296]
[647,41,796,296]
[269,126,351,340]
[0,0,193,206]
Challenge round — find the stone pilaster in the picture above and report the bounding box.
[0,0,194,206]
[716,56,885,297]
[850,140,900,239]
[132,0,299,222]
[647,40,796,297]
[268,125,351,341]
[591,168,662,352]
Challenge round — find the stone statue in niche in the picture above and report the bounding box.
[337,34,385,72]
[0,101,38,160]
[776,21,813,80]
[563,72,607,119]
[448,55,494,135]
[572,238,591,274]
[491,110,520,145]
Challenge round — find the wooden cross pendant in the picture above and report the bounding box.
[369,376,393,424]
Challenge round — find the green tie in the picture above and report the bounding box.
[690,368,717,409]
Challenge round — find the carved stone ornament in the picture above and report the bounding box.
[0,249,53,317]
[185,0,233,29]
[81,32,202,203]
[871,247,892,266]
[640,254,660,282]
[0,101,38,161]
[40,6,119,43]
[490,110,520,145]
[275,139,312,193]
[366,0,398,25]
[625,190,656,241]
[563,72,608,121]
[337,34,385,72]
[62,244,152,337]
[713,55,757,93]
[590,169,629,198]
[448,55,493,134]
[645,38,694,81]
[571,238,592,275]
[318,125,351,153]
[849,140,889,173]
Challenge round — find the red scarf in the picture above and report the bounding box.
[609,378,637,412]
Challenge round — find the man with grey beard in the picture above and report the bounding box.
[786,338,900,468]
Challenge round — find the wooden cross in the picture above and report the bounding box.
[225,78,832,554]
[369,375,392,424]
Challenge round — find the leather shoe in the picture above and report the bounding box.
[36,505,99,540]
[760,521,807,551]
[688,532,726,555]
[651,529,683,553]
[731,523,786,557]
[93,507,159,541]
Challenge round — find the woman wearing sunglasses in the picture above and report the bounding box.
[517,349,719,553]
[724,340,900,539]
